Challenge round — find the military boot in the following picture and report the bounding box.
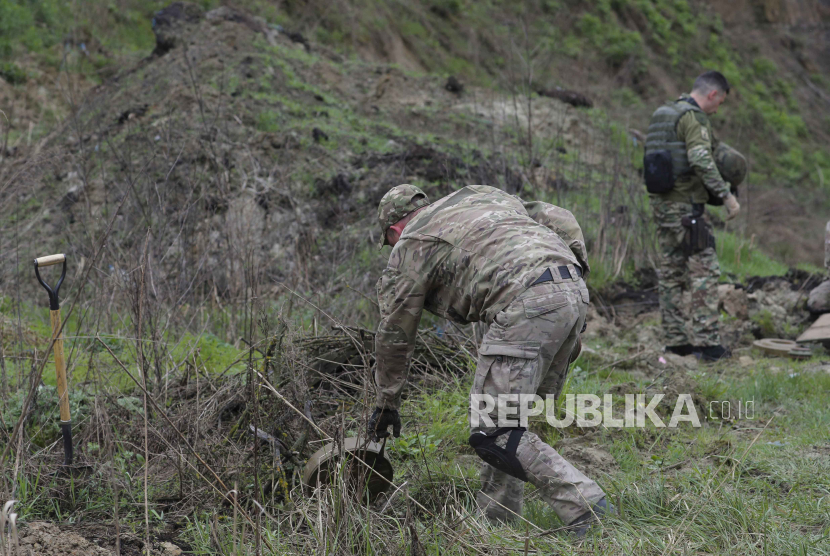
[568,497,616,538]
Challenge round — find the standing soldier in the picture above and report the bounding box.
[644,71,740,361]
[369,184,613,535]
[825,220,830,271]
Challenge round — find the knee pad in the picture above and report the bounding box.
[469,428,528,482]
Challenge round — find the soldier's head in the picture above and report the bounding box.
[691,71,730,115]
[377,184,430,249]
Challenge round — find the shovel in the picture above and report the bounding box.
[34,253,73,467]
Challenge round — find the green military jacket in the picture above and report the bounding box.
[374,185,588,409]
[651,94,730,204]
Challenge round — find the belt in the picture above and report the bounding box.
[531,265,582,286]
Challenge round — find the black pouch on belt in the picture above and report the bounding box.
[680,212,715,256]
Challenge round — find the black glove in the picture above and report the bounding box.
[368,407,401,442]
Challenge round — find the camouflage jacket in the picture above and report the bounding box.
[374,185,588,409]
[652,94,731,204]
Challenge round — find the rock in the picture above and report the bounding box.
[58,171,85,211]
[152,2,205,56]
[286,30,310,51]
[808,280,830,314]
[663,352,699,370]
[160,541,184,556]
[18,522,111,555]
[445,75,464,94]
[719,284,749,319]
[536,87,593,108]
[116,104,149,125]
[739,355,755,367]
[312,127,329,143]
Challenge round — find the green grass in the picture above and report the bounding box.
[182,338,830,554]
[716,229,788,280]
[5,295,830,554]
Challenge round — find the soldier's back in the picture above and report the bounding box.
[390,185,579,324]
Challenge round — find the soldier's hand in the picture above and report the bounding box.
[368,407,401,441]
[723,193,740,221]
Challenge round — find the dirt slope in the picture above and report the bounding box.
[0,0,828,317]
[1,3,624,321]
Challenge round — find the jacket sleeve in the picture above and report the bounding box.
[677,112,731,199]
[374,268,426,410]
[522,201,591,277]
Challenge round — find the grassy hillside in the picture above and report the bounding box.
[1,0,829,270]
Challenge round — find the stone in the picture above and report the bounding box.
[739,355,755,367]
[445,76,464,94]
[807,280,830,314]
[663,352,699,370]
[718,284,749,319]
[160,541,184,556]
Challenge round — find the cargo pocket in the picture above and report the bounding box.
[473,341,541,399]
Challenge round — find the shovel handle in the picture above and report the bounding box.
[34,253,66,267]
[34,255,67,311]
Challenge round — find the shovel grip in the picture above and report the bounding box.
[34,255,67,310]
[34,254,66,267]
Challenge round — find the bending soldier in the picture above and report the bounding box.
[369,183,613,535]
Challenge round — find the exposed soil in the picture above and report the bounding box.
[18,521,185,556]
[556,433,620,479]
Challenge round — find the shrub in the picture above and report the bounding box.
[0,60,26,84]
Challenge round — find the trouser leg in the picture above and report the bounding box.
[476,463,524,522]
[688,246,721,346]
[471,280,605,525]
[476,428,604,524]
[514,430,605,524]
[653,200,692,347]
[657,232,692,346]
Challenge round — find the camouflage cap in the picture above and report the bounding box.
[714,143,747,187]
[377,184,430,248]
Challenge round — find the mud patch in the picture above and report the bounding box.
[19,522,112,556]
[17,522,186,556]
[652,372,707,418]
[556,434,619,478]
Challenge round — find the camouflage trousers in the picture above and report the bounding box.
[652,198,721,347]
[470,278,606,525]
